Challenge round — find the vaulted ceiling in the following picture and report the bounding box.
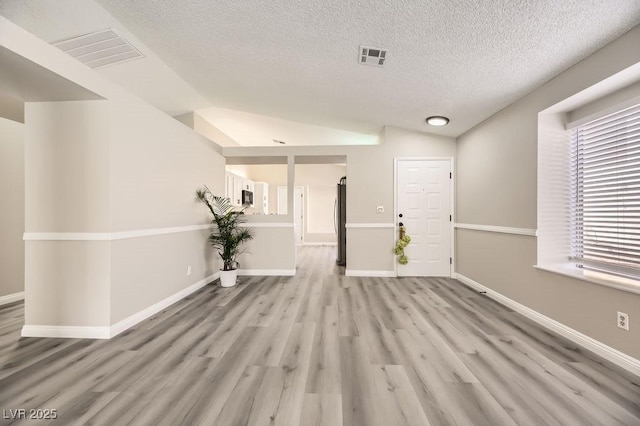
[2,0,640,144]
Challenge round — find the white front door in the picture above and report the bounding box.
[397,159,452,277]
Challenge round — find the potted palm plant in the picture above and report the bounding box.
[196,185,254,287]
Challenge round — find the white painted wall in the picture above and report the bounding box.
[0,117,24,301]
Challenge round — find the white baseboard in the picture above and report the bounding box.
[22,325,111,339]
[455,273,640,377]
[0,291,24,306]
[301,242,337,246]
[21,272,220,340]
[345,269,396,277]
[236,269,296,276]
[110,271,219,337]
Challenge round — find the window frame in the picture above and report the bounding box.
[568,103,640,281]
[536,92,640,296]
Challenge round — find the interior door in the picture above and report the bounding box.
[397,159,452,277]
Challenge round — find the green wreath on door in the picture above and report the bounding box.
[394,226,411,265]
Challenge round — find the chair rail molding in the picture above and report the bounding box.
[23,224,214,241]
[345,223,395,228]
[454,223,537,237]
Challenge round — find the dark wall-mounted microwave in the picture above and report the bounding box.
[242,190,253,206]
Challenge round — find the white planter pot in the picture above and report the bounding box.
[219,269,238,288]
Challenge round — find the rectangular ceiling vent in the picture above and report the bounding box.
[359,45,387,67]
[52,29,144,69]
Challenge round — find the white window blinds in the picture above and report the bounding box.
[570,103,640,279]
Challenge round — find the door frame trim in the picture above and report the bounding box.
[279,185,306,244]
[394,157,455,278]
[294,185,305,245]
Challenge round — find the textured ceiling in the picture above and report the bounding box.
[2,1,640,140]
[94,0,640,137]
[0,0,209,117]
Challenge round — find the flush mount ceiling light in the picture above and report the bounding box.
[425,116,450,126]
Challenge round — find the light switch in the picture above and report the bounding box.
[376,206,384,213]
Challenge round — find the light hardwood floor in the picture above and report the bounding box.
[0,246,639,425]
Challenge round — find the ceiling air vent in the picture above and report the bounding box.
[52,29,144,69]
[359,45,387,67]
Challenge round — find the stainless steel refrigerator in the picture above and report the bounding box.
[335,176,347,265]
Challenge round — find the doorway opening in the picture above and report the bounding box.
[293,157,347,272]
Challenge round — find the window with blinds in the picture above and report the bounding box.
[569,103,640,280]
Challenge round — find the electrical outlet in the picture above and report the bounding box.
[617,311,629,331]
[376,206,384,213]
[187,265,192,276]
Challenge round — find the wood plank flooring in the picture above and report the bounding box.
[0,245,639,425]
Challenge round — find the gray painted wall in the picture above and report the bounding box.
[107,95,225,324]
[456,25,640,359]
[0,117,24,300]
[24,100,111,326]
[8,17,227,329]
[223,127,456,272]
[24,97,226,328]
